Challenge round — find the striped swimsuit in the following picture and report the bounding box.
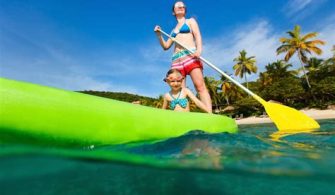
[171,48,203,76]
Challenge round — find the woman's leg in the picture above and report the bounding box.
[182,76,186,88]
[189,68,212,113]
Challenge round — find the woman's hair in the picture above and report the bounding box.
[164,69,183,82]
[172,1,187,15]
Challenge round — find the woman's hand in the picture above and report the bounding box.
[191,50,201,58]
[154,25,161,36]
[154,25,173,50]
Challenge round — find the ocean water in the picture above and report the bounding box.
[0,119,334,195]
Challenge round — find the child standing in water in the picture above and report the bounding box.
[162,69,210,113]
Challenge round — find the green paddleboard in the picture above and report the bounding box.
[0,77,238,145]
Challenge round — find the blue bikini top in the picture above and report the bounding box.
[171,20,191,38]
[169,90,188,110]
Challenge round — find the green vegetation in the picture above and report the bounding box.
[277,25,325,88]
[202,26,334,117]
[81,26,334,117]
[233,50,257,89]
[79,91,158,107]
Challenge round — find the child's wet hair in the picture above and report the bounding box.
[164,69,183,82]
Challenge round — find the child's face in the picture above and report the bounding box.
[166,72,183,90]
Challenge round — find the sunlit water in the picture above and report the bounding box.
[1,119,334,194]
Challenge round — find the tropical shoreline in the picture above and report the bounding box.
[235,108,335,125]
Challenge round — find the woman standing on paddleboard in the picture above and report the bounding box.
[154,1,212,113]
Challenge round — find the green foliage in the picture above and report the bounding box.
[260,77,305,107]
[215,43,333,115]
[309,60,335,81]
[233,50,257,89]
[79,91,158,107]
[204,76,223,107]
[264,60,295,80]
[277,25,325,88]
[232,96,263,117]
[310,77,335,105]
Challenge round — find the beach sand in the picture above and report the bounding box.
[236,108,335,125]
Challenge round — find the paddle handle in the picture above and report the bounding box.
[158,29,264,103]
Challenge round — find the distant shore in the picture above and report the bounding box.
[235,108,335,125]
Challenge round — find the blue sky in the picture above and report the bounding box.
[1,0,334,97]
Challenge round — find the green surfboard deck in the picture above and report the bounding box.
[0,78,238,145]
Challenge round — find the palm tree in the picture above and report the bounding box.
[258,72,272,89]
[220,75,243,105]
[221,81,232,105]
[304,57,323,73]
[189,98,197,111]
[204,76,221,109]
[265,60,295,79]
[323,46,335,66]
[153,95,164,108]
[318,46,335,79]
[233,50,257,89]
[276,25,325,88]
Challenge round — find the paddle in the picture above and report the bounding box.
[158,29,320,132]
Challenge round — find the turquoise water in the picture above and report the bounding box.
[1,119,334,194]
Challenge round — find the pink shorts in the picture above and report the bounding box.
[171,49,203,76]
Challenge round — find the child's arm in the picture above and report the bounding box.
[184,88,210,113]
[162,94,169,110]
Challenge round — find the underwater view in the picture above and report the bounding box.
[1,119,334,195]
[1,1,335,194]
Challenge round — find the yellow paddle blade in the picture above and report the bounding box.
[253,95,320,131]
[263,101,320,132]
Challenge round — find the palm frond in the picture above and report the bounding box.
[279,37,290,43]
[301,32,317,41]
[276,45,291,54]
[309,47,323,55]
[287,31,296,38]
[306,40,325,46]
[293,25,301,34]
[284,48,296,61]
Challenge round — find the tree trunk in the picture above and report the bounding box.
[245,73,249,89]
[298,52,311,88]
[225,96,230,105]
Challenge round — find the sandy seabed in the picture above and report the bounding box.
[235,109,335,125]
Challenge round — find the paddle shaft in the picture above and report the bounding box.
[158,29,262,101]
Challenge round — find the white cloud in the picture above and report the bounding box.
[316,14,335,59]
[202,20,281,81]
[285,0,313,15]
[0,26,165,96]
[201,18,335,82]
[282,0,328,21]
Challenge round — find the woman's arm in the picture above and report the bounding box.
[154,25,174,50]
[184,88,210,113]
[189,18,202,58]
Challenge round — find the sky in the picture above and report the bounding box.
[1,0,334,98]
